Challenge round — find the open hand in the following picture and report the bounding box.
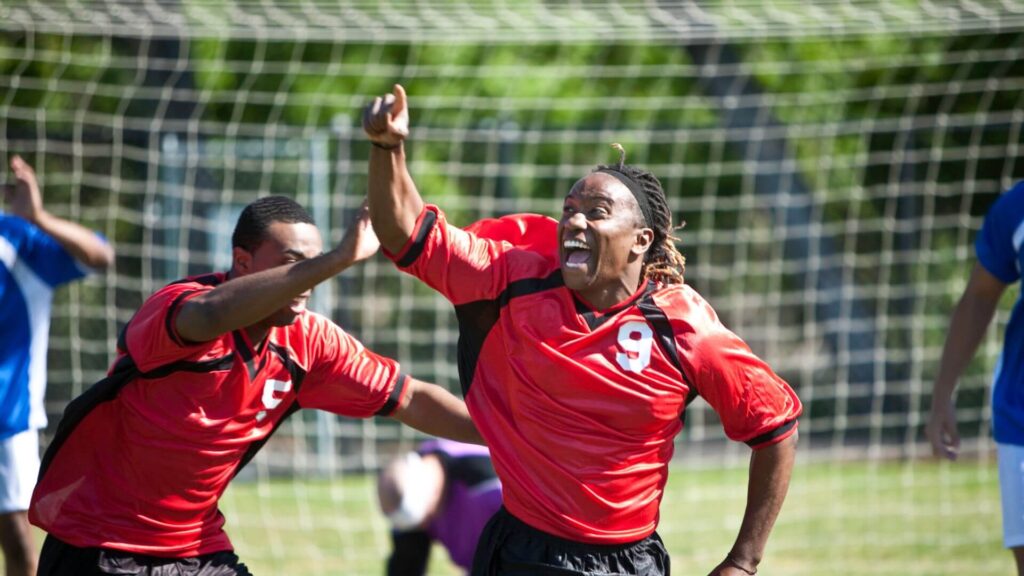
[926,400,960,461]
[362,84,409,148]
[338,199,380,265]
[5,155,43,223]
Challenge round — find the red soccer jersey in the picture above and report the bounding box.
[386,206,802,544]
[30,272,408,556]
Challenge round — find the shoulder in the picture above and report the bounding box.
[650,283,720,323]
[987,181,1024,219]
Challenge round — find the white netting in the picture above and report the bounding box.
[1,1,1022,573]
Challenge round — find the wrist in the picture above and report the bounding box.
[371,140,402,151]
[724,553,758,575]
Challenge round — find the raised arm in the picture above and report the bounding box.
[6,155,114,269]
[176,202,380,343]
[362,84,425,254]
[710,433,798,576]
[927,262,1007,460]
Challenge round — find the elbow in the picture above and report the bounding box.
[88,242,116,270]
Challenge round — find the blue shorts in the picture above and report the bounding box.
[998,443,1024,548]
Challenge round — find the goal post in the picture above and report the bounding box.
[2,2,1022,573]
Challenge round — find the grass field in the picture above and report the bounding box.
[209,455,1008,575]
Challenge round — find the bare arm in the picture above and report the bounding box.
[709,433,798,576]
[390,378,484,445]
[176,203,380,343]
[926,262,1007,460]
[363,84,425,254]
[6,155,114,269]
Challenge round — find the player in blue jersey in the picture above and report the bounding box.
[377,439,502,575]
[928,180,1024,575]
[0,155,114,576]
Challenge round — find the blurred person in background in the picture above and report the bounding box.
[29,195,480,576]
[928,180,1024,576]
[363,85,801,576]
[0,155,114,576]
[378,439,502,575]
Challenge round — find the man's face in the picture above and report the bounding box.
[557,172,652,304]
[234,220,323,327]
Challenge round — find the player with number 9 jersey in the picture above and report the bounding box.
[387,207,801,544]
[365,83,801,576]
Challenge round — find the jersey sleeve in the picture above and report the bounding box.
[683,302,802,449]
[7,217,96,287]
[297,317,410,418]
[123,282,218,372]
[383,205,557,305]
[976,181,1024,284]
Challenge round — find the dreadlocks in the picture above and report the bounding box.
[594,147,685,285]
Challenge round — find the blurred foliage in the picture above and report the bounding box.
[2,25,1023,444]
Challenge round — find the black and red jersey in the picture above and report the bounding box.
[386,206,802,544]
[30,272,408,556]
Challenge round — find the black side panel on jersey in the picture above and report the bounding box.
[636,293,700,424]
[454,271,564,397]
[232,342,309,477]
[37,355,138,477]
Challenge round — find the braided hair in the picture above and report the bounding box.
[594,145,685,285]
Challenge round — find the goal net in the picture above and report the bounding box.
[2,1,1022,573]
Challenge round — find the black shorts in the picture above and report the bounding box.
[38,535,253,576]
[471,507,670,576]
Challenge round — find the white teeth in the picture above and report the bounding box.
[563,239,590,250]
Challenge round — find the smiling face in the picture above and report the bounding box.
[232,220,323,328]
[558,172,654,309]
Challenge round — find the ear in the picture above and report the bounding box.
[631,228,654,257]
[232,246,253,276]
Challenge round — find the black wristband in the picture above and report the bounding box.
[724,555,757,575]
[372,141,401,150]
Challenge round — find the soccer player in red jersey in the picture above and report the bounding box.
[363,85,802,576]
[29,196,481,575]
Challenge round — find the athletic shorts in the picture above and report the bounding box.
[999,442,1024,548]
[37,535,253,576]
[0,428,39,514]
[470,507,670,576]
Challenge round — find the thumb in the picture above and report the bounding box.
[392,84,407,118]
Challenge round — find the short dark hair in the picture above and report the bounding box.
[232,195,315,252]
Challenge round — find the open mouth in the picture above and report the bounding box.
[562,239,592,269]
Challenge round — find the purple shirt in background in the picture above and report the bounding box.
[419,439,502,571]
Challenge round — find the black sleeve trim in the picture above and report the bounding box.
[396,210,437,268]
[376,373,410,416]
[164,289,199,347]
[745,419,798,448]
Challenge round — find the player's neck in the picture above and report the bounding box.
[573,277,645,312]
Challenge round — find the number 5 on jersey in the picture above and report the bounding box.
[616,321,653,373]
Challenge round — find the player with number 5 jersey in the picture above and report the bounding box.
[29,196,481,576]
[364,84,802,576]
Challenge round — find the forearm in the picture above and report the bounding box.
[367,144,424,254]
[177,248,354,341]
[33,210,114,269]
[391,379,484,445]
[727,433,798,571]
[933,291,999,404]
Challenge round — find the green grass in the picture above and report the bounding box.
[9,457,1004,574]
[208,456,1007,575]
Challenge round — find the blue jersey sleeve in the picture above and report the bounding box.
[976,181,1024,284]
[18,219,96,287]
